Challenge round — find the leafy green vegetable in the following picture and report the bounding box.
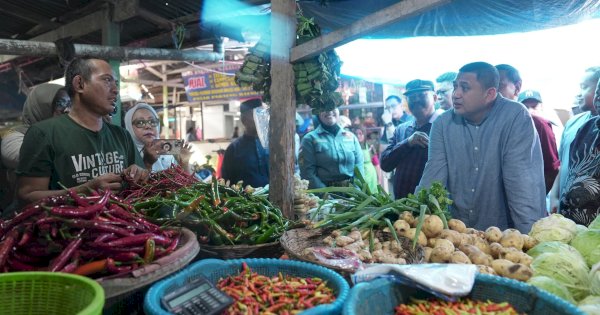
[570,229,600,267]
[527,276,576,304]
[529,214,577,243]
[531,251,590,301]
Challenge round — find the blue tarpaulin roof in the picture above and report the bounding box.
[298,0,600,38]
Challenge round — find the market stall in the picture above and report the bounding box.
[1,0,600,314]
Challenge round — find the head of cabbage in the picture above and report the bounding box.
[570,229,600,268]
[529,214,577,243]
[531,251,590,301]
[528,276,576,304]
[527,241,583,260]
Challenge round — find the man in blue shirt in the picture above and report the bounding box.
[221,98,269,188]
[417,62,546,233]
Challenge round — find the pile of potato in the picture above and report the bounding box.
[393,212,537,281]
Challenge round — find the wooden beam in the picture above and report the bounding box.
[138,8,173,30]
[144,66,166,80]
[0,1,139,63]
[269,0,296,218]
[290,0,450,62]
[0,39,224,62]
[0,2,61,28]
[121,78,184,89]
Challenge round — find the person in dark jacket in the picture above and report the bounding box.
[380,79,441,199]
[221,98,269,187]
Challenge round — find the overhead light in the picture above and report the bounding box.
[141,84,149,93]
[148,93,155,100]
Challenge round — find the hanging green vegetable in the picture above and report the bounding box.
[234,12,343,113]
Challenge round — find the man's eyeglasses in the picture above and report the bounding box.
[133,119,159,128]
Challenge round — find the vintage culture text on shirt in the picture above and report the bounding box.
[71,151,125,183]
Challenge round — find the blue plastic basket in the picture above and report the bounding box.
[343,273,584,315]
[144,258,350,315]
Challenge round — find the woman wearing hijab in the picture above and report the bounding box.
[124,103,192,173]
[1,83,71,213]
[300,108,364,189]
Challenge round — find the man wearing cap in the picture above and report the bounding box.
[380,79,442,199]
[417,62,545,233]
[221,98,269,187]
[518,90,559,194]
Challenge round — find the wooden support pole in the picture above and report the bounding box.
[269,0,296,218]
[162,64,170,138]
[290,0,450,62]
[102,8,122,126]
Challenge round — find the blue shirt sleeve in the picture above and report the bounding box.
[502,111,547,233]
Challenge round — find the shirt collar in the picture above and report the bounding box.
[315,124,345,136]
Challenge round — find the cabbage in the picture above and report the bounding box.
[531,252,590,300]
[527,241,583,260]
[589,216,600,230]
[579,304,600,315]
[578,224,590,235]
[591,263,600,296]
[527,276,576,304]
[571,229,600,267]
[529,214,577,243]
[580,296,600,306]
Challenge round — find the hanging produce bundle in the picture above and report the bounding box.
[294,14,344,112]
[234,35,272,102]
[133,179,289,246]
[0,190,180,277]
[235,13,343,112]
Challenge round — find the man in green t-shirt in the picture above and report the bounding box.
[16,57,148,206]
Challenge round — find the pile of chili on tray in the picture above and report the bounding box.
[395,298,521,315]
[133,178,289,246]
[120,164,198,201]
[216,262,336,315]
[0,189,180,277]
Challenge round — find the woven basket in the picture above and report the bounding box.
[281,228,424,274]
[197,240,284,259]
[144,258,350,315]
[99,227,200,312]
[343,274,584,315]
[0,272,104,315]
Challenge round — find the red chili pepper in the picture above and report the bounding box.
[0,205,43,239]
[61,260,79,273]
[17,224,34,246]
[8,258,37,271]
[64,219,132,236]
[74,259,107,276]
[49,233,83,272]
[0,228,20,269]
[106,233,170,247]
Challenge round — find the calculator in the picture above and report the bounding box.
[161,276,234,315]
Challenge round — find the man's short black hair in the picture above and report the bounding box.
[64,57,97,97]
[459,62,500,90]
[385,95,401,103]
[436,72,457,83]
[495,64,522,85]
[240,98,262,113]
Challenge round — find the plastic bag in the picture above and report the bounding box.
[306,247,365,271]
[253,105,270,149]
[352,263,477,301]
